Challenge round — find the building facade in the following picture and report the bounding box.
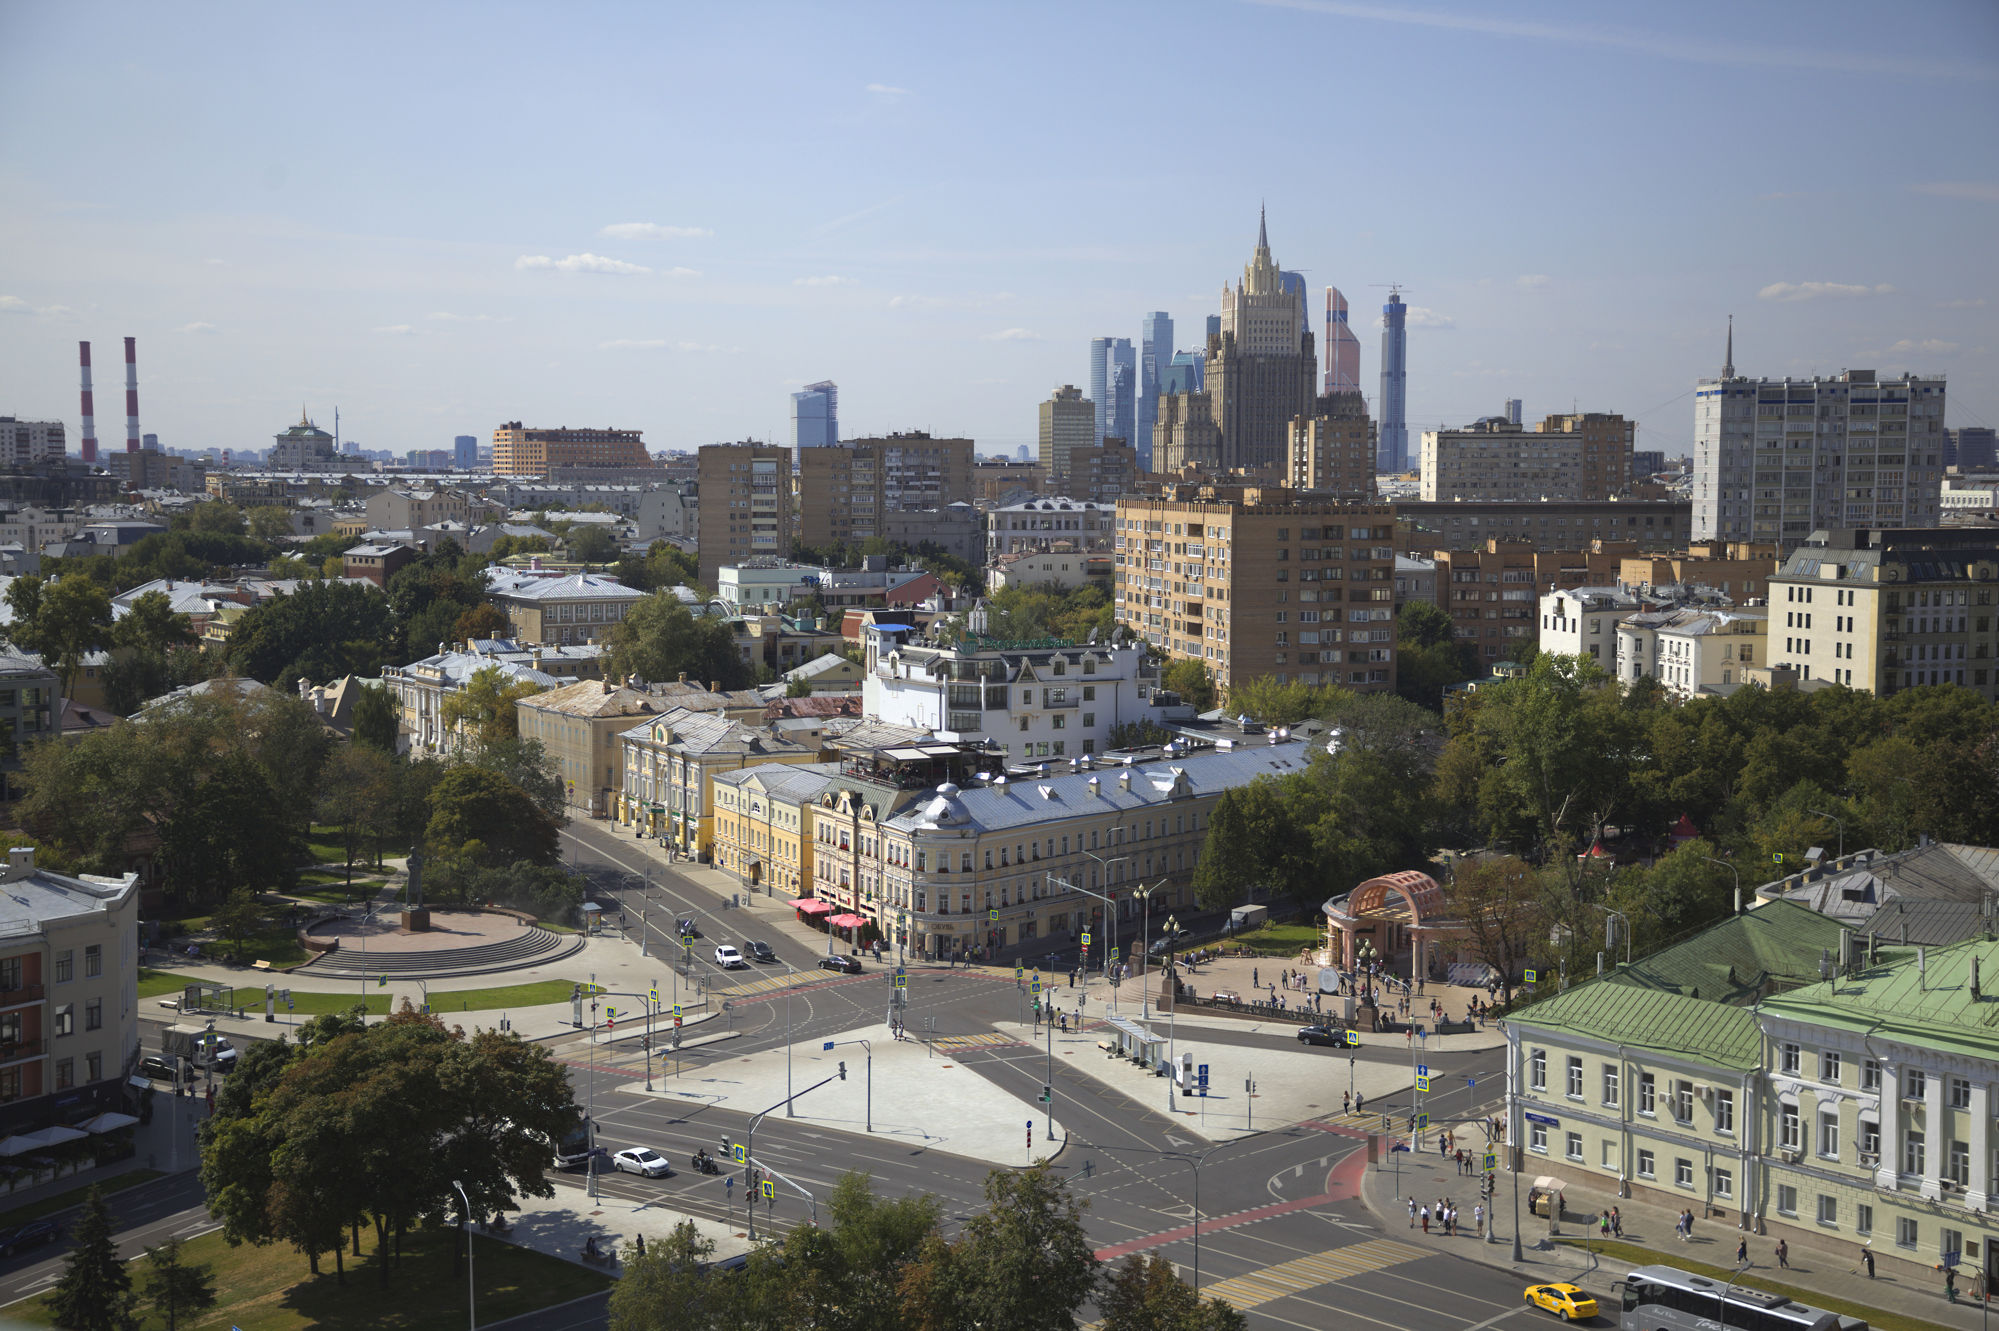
[1287,393,1377,499]
[791,381,839,452]
[1038,386,1094,482]
[1053,439,1139,505]
[383,640,603,755]
[269,414,338,470]
[795,433,974,551]
[1089,338,1136,451]
[1653,608,1767,698]
[696,443,794,589]
[1396,500,1692,553]
[1433,542,1630,664]
[1542,412,1636,500]
[1206,214,1316,476]
[1138,312,1173,472]
[1693,367,1947,550]
[486,571,645,646]
[1538,587,1643,669]
[491,423,653,477]
[1764,526,1999,699]
[987,498,1117,561]
[1420,418,1580,503]
[0,420,65,468]
[616,708,815,853]
[1378,290,1408,472]
[711,762,842,896]
[1115,484,1398,695]
[1153,392,1222,474]
[516,679,664,816]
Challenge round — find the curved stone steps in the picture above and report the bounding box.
[300,925,586,980]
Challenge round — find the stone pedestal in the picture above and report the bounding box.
[1158,968,1176,1012]
[402,908,431,933]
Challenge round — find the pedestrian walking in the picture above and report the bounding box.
[1253,967,1259,988]
[1600,1212,1611,1240]
[1420,1205,1430,1234]
[1860,1244,1874,1278]
[1344,1091,1352,1115]
[1775,1238,1788,1269]
[1610,1207,1621,1238]
[1407,1198,1417,1228]
[1736,1238,1748,1267]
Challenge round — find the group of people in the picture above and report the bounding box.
[1410,1196,1479,1238]
[1594,1208,1625,1239]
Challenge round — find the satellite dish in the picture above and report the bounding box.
[1086,627,1099,643]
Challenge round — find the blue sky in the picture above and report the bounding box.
[2,0,1994,459]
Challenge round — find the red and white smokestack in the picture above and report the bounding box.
[123,336,141,453]
[78,341,99,463]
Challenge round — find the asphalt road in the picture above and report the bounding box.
[0,1171,213,1309]
[548,820,1560,1331]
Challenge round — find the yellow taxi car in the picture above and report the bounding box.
[1524,1282,1599,1321]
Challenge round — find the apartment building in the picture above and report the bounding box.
[1286,392,1376,500]
[1154,391,1221,474]
[1052,439,1141,506]
[491,423,653,477]
[1693,368,1946,550]
[972,459,1047,506]
[795,432,974,551]
[861,620,1164,763]
[0,848,140,1128]
[1538,587,1643,669]
[0,509,78,552]
[364,488,503,531]
[879,503,983,569]
[515,679,665,816]
[710,762,843,897]
[1764,527,1999,699]
[1653,608,1767,698]
[0,420,65,468]
[485,571,645,647]
[697,443,793,589]
[860,739,1312,961]
[382,640,605,755]
[1115,484,1398,696]
[987,498,1116,561]
[1038,386,1094,481]
[616,708,814,854]
[1615,542,1780,603]
[1420,417,1579,502]
[1396,500,1691,553]
[0,655,57,807]
[1540,412,1636,499]
[1432,542,1628,664]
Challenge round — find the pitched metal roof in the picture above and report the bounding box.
[1509,981,1765,1070]
[1761,935,1999,1062]
[1611,900,1843,1003]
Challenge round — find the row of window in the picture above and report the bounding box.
[0,946,100,989]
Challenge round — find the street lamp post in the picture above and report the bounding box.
[1703,855,1743,915]
[1720,1261,1752,1327]
[1809,809,1846,862]
[1078,850,1132,1005]
[1131,880,1164,1020]
[451,1178,475,1331]
[1163,914,1180,1113]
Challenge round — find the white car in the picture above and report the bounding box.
[612,1147,673,1178]
[713,944,747,969]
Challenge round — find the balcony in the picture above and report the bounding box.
[0,984,43,1009]
[0,1040,45,1065]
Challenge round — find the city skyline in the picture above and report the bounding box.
[0,2,1993,460]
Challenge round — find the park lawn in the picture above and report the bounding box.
[1,1221,610,1331]
[137,969,183,999]
[1556,1238,1936,1331]
[1232,922,1323,956]
[271,980,593,1019]
[304,824,409,870]
[0,1171,161,1228]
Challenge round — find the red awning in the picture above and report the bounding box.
[792,898,834,915]
[826,913,867,928]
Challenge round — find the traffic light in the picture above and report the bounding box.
[838,1061,847,1081]
[1040,1085,1051,1104]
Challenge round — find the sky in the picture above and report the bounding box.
[1,0,1995,461]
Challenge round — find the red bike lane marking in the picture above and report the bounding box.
[1092,1144,1367,1261]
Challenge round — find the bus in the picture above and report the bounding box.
[554,1118,596,1170]
[1619,1266,1866,1331]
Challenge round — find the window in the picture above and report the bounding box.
[1950,1076,1971,1109]
[1820,1050,1841,1083]
[53,1004,72,1037]
[1904,1129,1926,1176]
[1862,1060,1882,1092]
[1675,1158,1693,1189]
[84,999,100,1032]
[84,1052,101,1083]
[1776,1184,1797,1216]
[1530,1123,1548,1153]
[1714,1168,1733,1200]
[1950,1140,1970,1186]
[1943,1227,1965,1262]
[1905,1068,1927,1099]
[1781,1104,1800,1151]
[1715,1088,1734,1134]
[1671,1080,1693,1124]
[0,958,16,992]
[1566,1057,1583,1099]
[1780,1042,1800,1075]
[1860,1119,1880,1159]
[54,950,72,984]
[1530,1049,1546,1092]
[1639,1073,1655,1115]
[1856,1204,1873,1235]
[83,945,101,979]
[1897,1216,1919,1250]
[1602,1064,1619,1107]
[1566,1132,1583,1162]
[1637,1149,1655,1179]
[1819,1112,1839,1158]
[1818,1194,1838,1226]
[54,1058,72,1091]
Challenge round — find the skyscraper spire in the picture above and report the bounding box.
[1723,315,1734,379]
[1258,202,1267,251]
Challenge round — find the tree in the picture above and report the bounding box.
[245,506,296,544]
[158,755,295,905]
[351,682,401,753]
[1442,855,1540,1006]
[183,502,247,535]
[5,574,114,700]
[1099,1252,1248,1331]
[1221,676,1329,726]
[609,1221,723,1331]
[1191,779,1316,910]
[453,601,511,645]
[1161,659,1216,710]
[139,1239,218,1331]
[456,736,567,821]
[111,590,196,655]
[899,1165,1098,1331]
[1394,600,1478,712]
[228,579,394,685]
[784,675,813,698]
[605,592,750,691]
[426,766,560,867]
[48,1187,135,1331]
[567,524,620,564]
[442,665,543,745]
[316,745,398,886]
[785,1172,941,1331]
[210,889,268,963]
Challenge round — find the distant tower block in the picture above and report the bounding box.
[78,342,98,463]
[1378,290,1408,471]
[123,336,141,453]
[1324,287,1361,394]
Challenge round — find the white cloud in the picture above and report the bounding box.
[866,83,911,96]
[794,275,857,287]
[598,338,668,350]
[984,328,1042,341]
[515,253,651,276]
[1910,182,1999,203]
[1403,306,1455,329]
[1758,281,1895,302]
[1516,274,1551,290]
[1881,338,1960,355]
[373,324,414,335]
[0,295,59,316]
[1941,297,1988,309]
[426,311,505,322]
[172,321,219,334]
[600,222,713,240]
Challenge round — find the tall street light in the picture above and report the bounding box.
[450,1179,475,1331]
[1131,880,1165,1019]
[1079,849,1132,994]
[1703,856,1742,915]
[1163,913,1180,1114]
[1809,809,1845,862]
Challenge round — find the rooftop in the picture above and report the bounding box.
[485,571,643,602]
[1761,934,1999,1062]
[517,678,659,719]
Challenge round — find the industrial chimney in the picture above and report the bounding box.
[123,337,141,453]
[78,341,98,463]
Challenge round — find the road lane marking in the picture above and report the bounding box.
[1195,1238,1428,1314]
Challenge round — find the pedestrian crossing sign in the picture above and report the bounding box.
[672,1004,682,1018]
[989,908,998,921]
[1015,965,1023,980]
[1415,1075,1431,1093]
[732,1144,747,1164]
[1030,978,1041,994]
[1484,1152,1497,1171]
[1524,969,1538,984]
[1344,1030,1360,1046]
[649,987,659,1004]
[1080,932,1091,947]
[761,1179,775,1200]
[1417,1112,1430,1129]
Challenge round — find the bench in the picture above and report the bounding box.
[251,960,272,971]
[1098,1040,1118,1055]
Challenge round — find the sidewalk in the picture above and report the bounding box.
[484,1177,752,1271]
[1356,1135,1988,1330]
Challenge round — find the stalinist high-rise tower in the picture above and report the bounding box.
[1205,209,1316,476]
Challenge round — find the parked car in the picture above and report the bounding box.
[745,940,777,963]
[1295,1025,1352,1048]
[0,1218,59,1255]
[818,955,863,975]
[611,1147,674,1178]
[137,1053,183,1082]
[713,945,747,969]
[1147,930,1190,957]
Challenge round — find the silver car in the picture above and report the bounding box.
[612,1147,674,1178]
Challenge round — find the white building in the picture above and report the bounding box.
[861,616,1165,763]
[0,421,66,468]
[1693,364,1947,550]
[1654,609,1767,698]
[717,560,931,613]
[985,498,1116,561]
[0,508,79,553]
[382,639,604,755]
[1538,586,1643,669]
[986,550,1113,594]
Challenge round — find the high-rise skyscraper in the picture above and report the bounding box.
[1039,385,1094,480]
[1378,289,1408,472]
[1205,315,1221,346]
[1504,399,1523,426]
[1204,210,1316,476]
[454,434,478,469]
[1323,287,1360,394]
[792,381,839,452]
[1139,312,1173,473]
[1163,351,1204,396]
[1280,271,1311,342]
[1088,338,1136,449]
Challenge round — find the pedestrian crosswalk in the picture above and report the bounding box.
[1196,1238,1429,1312]
[718,971,828,998]
[931,1031,1024,1051]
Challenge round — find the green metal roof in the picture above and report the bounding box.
[1510,981,1765,1070]
[1610,901,1845,1004]
[1760,934,1999,1062]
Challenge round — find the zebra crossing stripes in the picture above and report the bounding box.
[931,1032,1025,1051]
[1196,1238,1428,1312]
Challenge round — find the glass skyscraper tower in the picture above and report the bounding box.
[1138,312,1173,471]
[1378,291,1407,472]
